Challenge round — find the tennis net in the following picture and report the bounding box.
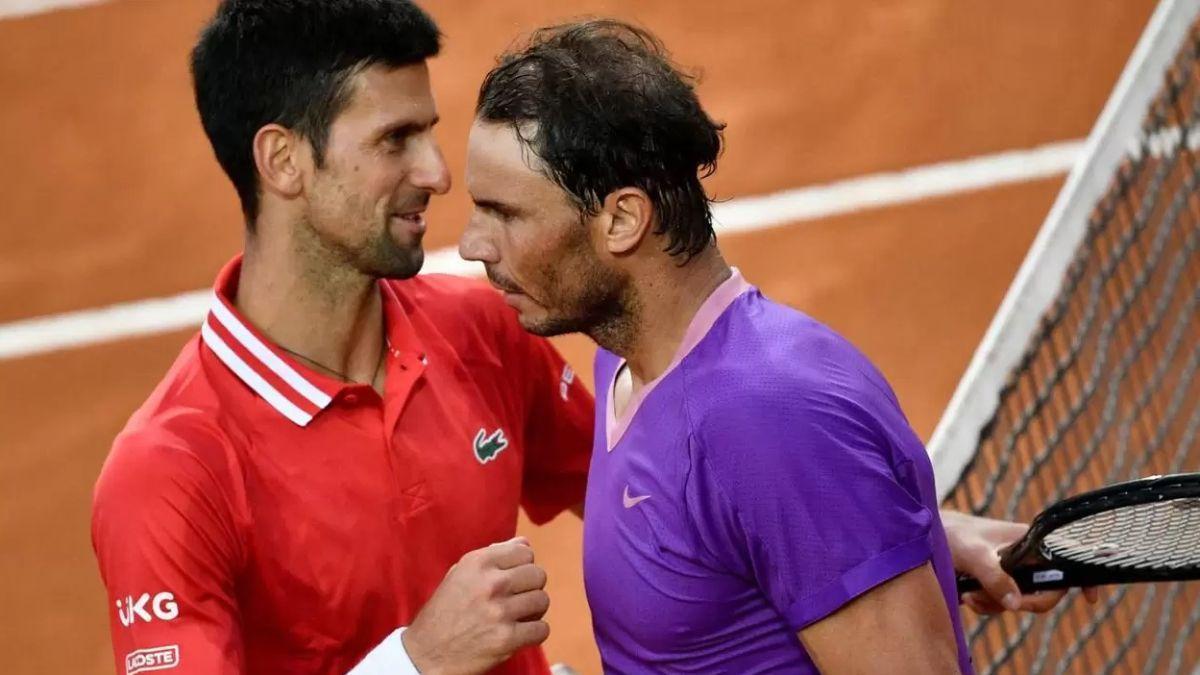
[927,0,1200,672]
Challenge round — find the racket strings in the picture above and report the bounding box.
[1044,498,1200,569]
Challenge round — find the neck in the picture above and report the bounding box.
[236,225,385,385]
[613,247,731,387]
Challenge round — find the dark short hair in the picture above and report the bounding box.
[191,0,441,225]
[476,20,725,260]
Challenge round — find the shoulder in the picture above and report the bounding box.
[92,399,247,580]
[115,334,243,476]
[93,406,245,574]
[95,387,240,524]
[685,292,878,415]
[683,291,899,462]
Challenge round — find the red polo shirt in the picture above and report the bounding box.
[92,257,593,675]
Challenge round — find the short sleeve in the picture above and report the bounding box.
[92,426,245,674]
[686,386,934,630]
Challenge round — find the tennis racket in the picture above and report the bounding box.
[956,472,1200,594]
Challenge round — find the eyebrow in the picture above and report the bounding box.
[473,198,522,217]
[377,115,440,141]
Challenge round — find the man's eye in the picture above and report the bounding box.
[482,206,511,222]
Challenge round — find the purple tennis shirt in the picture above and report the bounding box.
[582,269,972,673]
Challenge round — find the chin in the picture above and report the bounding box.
[518,312,584,338]
[518,318,557,337]
[359,230,423,278]
[369,247,424,280]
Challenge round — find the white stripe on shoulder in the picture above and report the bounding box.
[201,321,315,427]
[208,293,333,408]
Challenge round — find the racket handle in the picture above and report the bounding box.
[958,568,1081,596]
[956,574,984,595]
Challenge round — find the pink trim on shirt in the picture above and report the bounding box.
[605,268,753,452]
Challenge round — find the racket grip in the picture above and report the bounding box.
[956,574,984,595]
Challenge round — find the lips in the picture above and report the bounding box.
[485,268,523,295]
[389,211,427,236]
[390,194,431,231]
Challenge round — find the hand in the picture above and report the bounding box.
[941,510,1098,614]
[402,537,551,675]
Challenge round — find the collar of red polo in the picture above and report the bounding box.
[199,255,424,427]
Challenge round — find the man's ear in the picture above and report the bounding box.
[601,187,654,255]
[252,124,306,201]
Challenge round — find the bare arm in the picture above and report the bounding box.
[798,563,960,674]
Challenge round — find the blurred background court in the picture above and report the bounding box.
[0,0,1167,672]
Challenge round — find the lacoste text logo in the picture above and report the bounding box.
[623,485,651,509]
[125,645,179,674]
[474,428,509,464]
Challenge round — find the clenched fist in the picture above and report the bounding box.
[402,537,551,675]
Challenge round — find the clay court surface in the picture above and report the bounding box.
[0,0,1160,672]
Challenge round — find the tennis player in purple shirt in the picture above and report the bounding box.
[584,268,972,672]
[460,18,1089,674]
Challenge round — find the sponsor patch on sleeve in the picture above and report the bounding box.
[125,645,180,675]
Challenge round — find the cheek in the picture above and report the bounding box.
[308,180,378,247]
[322,183,366,224]
[493,229,552,296]
[540,234,597,301]
[500,226,535,268]
[308,177,344,225]
[326,151,393,201]
[347,164,394,210]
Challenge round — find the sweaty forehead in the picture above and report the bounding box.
[466,121,555,194]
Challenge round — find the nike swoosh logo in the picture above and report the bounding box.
[623,485,651,509]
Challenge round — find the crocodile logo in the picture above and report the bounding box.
[473,428,509,464]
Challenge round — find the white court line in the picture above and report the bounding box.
[0,0,106,20]
[713,139,1081,233]
[0,138,1084,360]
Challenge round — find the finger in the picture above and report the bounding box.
[484,536,531,553]
[962,594,984,615]
[1082,586,1100,603]
[962,594,987,615]
[509,619,551,649]
[988,520,1031,542]
[963,591,1005,615]
[503,589,551,622]
[486,540,536,570]
[966,550,1023,612]
[486,536,531,552]
[502,563,548,595]
[1018,590,1067,613]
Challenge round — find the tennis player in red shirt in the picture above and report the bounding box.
[91,2,591,674]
